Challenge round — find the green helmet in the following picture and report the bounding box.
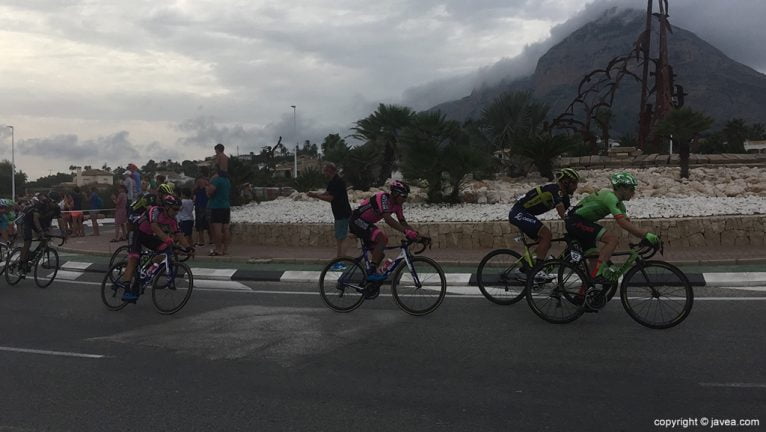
[157,183,175,196]
[610,172,638,188]
[556,168,581,182]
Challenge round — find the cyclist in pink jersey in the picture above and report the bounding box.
[115,195,193,302]
[349,180,418,281]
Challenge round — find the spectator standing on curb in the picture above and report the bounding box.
[71,187,85,237]
[178,189,194,243]
[307,163,352,264]
[214,143,229,177]
[111,184,128,242]
[122,171,135,204]
[88,187,103,236]
[193,167,211,246]
[206,173,231,256]
[127,163,142,195]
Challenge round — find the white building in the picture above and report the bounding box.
[73,168,113,186]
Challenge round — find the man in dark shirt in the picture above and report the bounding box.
[308,163,352,265]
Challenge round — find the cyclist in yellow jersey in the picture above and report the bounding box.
[509,168,580,265]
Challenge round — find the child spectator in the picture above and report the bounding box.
[89,187,103,236]
[178,188,195,243]
[111,184,128,242]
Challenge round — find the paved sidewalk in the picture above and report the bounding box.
[58,227,766,266]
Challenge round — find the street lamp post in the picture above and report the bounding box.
[290,105,297,178]
[5,125,14,199]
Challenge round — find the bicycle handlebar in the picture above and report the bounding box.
[628,238,663,259]
[400,236,432,255]
[38,234,67,247]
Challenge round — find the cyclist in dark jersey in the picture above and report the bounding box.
[565,172,660,284]
[20,191,67,273]
[509,168,580,264]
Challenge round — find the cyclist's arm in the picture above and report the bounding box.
[555,203,567,219]
[615,215,649,238]
[382,213,408,233]
[308,192,334,202]
[173,232,192,248]
[32,212,44,233]
[150,222,174,242]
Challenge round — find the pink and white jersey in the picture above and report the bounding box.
[138,206,180,236]
[354,192,404,223]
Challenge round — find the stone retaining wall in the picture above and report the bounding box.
[554,153,766,169]
[232,214,765,249]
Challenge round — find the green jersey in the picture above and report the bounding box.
[572,188,627,222]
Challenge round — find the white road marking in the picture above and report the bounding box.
[46,279,766,300]
[61,261,93,270]
[193,279,251,291]
[699,382,766,389]
[702,272,766,287]
[190,267,237,280]
[0,346,106,359]
[53,270,85,281]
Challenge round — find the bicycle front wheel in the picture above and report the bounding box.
[319,257,366,312]
[620,261,693,329]
[100,261,130,311]
[476,249,526,305]
[34,247,59,288]
[391,256,446,316]
[152,263,194,315]
[4,247,24,285]
[526,259,587,324]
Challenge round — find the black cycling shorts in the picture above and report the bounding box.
[565,214,605,253]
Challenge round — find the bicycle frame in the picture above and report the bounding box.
[359,240,414,279]
[137,248,177,289]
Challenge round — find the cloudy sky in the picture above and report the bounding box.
[1,0,765,180]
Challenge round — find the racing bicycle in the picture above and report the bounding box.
[319,237,447,316]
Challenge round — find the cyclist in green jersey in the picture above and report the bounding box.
[565,172,660,284]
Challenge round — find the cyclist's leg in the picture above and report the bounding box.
[594,230,618,275]
[509,208,543,263]
[369,228,387,271]
[534,225,553,261]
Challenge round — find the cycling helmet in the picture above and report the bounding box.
[157,183,175,196]
[161,194,181,208]
[47,190,61,202]
[610,172,639,188]
[390,180,410,197]
[556,168,581,182]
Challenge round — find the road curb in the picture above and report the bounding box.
[57,260,766,287]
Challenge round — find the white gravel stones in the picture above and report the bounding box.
[231,166,766,223]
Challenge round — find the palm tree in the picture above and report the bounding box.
[351,104,415,185]
[723,118,749,153]
[480,91,572,179]
[655,108,714,178]
[400,111,489,203]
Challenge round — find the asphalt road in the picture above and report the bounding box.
[1,274,764,432]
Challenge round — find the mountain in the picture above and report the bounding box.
[430,8,766,134]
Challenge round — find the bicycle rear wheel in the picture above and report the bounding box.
[0,242,9,275]
[100,261,130,311]
[4,247,24,285]
[392,256,447,316]
[319,257,366,312]
[476,249,527,305]
[526,259,587,324]
[152,262,194,315]
[620,261,693,329]
[34,247,59,288]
